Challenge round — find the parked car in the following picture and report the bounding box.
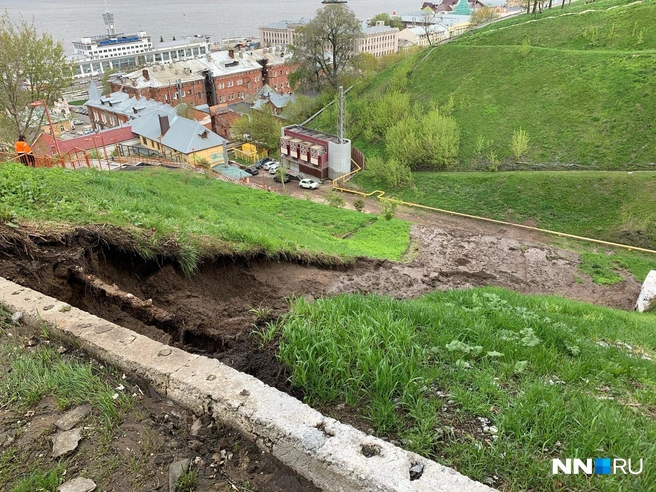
[268,163,281,174]
[255,157,273,169]
[274,173,291,183]
[285,171,303,181]
[299,178,320,189]
[72,119,84,125]
[245,166,259,175]
[262,160,278,171]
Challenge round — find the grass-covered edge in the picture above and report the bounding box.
[0,163,410,273]
[263,287,656,491]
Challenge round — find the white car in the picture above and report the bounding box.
[268,163,281,174]
[262,160,278,171]
[299,178,320,190]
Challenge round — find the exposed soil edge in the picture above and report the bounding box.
[0,277,495,492]
[0,222,356,271]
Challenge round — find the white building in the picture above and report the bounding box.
[358,22,399,57]
[70,8,211,78]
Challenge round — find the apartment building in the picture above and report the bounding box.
[358,22,399,57]
[259,19,310,47]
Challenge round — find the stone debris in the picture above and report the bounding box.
[52,428,82,458]
[190,418,203,437]
[55,405,92,431]
[57,477,97,492]
[168,458,190,492]
[636,270,656,312]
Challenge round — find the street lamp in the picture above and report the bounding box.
[30,99,62,159]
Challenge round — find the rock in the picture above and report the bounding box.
[11,311,22,323]
[52,428,82,458]
[636,270,656,312]
[301,428,326,451]
[57,477,97,492]
[55,405,92,431]
[409,463,424,481]
[189,418,203,437]
[169,458,191,492]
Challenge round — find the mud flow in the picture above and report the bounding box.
[0,224,641,376]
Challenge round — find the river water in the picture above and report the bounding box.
[3,0,422,53]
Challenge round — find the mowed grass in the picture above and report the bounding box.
[407,45,656,169]
[0,164,410,269]
[271,289,656,491]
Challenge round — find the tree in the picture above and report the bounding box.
[232,108,282,151]
[368,13,404,30]
[175,103,196,119]
[274,164,289,191]
[291,5,362,90]
[0,13,72,142]
[420,11,439,46]
[470,7,500,26]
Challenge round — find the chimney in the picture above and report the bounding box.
[143,69,150,81]
[159,115,170,136]
[228,49,234,59]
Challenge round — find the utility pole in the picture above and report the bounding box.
[338,86,344,144]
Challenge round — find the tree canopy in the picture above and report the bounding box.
[0,13,72,143]
[368,13,404,30]
[290,5,362,91]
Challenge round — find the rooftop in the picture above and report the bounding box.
[284,125,342,145]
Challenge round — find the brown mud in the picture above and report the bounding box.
[0,217,643,489]
[0,219,641,381]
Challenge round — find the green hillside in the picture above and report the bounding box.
[342,0,656,170]
[0,164,410,271]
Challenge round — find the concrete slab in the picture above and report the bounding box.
[0,276,495,492]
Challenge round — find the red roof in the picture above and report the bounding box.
[33,126,136,156]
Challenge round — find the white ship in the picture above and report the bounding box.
[70,4,211,78]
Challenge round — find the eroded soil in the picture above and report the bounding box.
[0,217,641,377]
[0,212,643,490]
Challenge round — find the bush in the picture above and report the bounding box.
[353,197,366,212]
[326,190,346,208]
[385,108,460,171]
[366,155,413,188]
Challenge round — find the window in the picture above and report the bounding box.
[227,81,234,87]
[219,95,226,103]
[228,93,234,100]
[236,79,243,85]
[217,82,224,89]
[197,92,202,100]
[60,125,65,131]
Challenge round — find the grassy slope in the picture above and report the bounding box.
[0,164,409,267]
[349,0,656,169]
[353,170,656,279]
[273,288,656,491]
[357,170,656,246]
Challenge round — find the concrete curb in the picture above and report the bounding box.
[0,277,495,492]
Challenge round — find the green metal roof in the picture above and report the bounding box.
[453,0,472,15]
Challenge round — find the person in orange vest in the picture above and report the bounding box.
[15,135,35,166]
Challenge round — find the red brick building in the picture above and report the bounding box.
[108,48,298,110]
